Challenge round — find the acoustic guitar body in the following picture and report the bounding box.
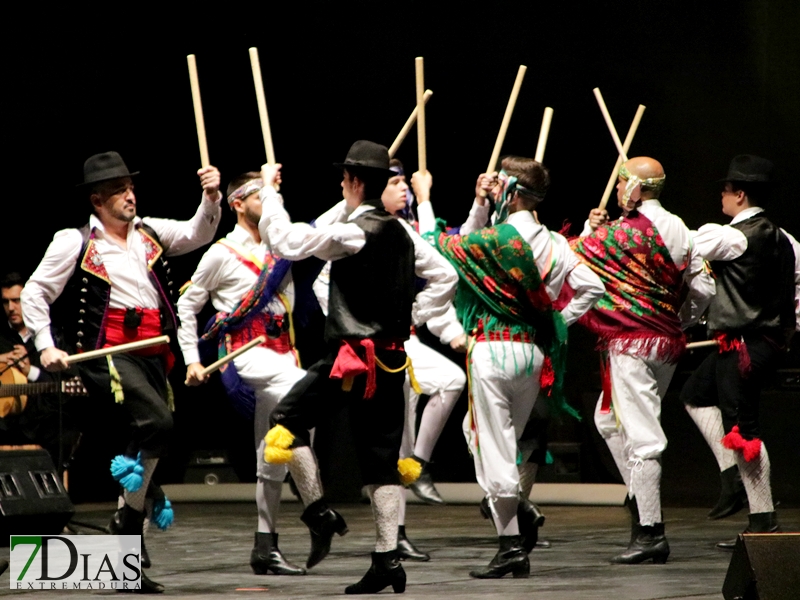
[0,368,28,417]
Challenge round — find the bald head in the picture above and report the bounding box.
[623,157,664,181]
[617,156,666,206]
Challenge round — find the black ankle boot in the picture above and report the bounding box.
[716,511,780,550]
[517,499,545,553]
[250,532,307,575]
[111,505,164,593]
[396,526,430,561]
[469,535,529,579]
[623,496,642,545]
[610,523,670,564]
[707,466,748,520]
[109,508,152,569]
[301,498,349,569]
[407,458,444,505]
[345,550,406,594]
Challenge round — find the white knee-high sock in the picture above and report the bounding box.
[256,478,283,533]
[414,389,461,462]
[124,458,158,512]
[287,446,323,507]
[630,459,662,526]
[685,405,736,472]
[367,484,401,552]
[605,433,632,492]
[518,462,538,500]
[489,496,520,537]
[738,445,774,515]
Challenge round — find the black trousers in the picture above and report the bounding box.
[680,333,783,439]
[79,353,173,459]
[271,348,407,486]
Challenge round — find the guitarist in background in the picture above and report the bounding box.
[0,272,80,467]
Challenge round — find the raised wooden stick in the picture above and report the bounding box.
[482,65,527,195]
[249,48,276,166]
[686,340,720,350]
[534,107,554,163]
[66,336,171,364]
[598,104,646,210]
[592,88,628,161]
[388,89,433,158]
[201,336,266,377]
[415,57,427,173]
[187,55,210,168]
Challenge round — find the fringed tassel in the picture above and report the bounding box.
[107,355,124,404]
[397,457,422,485]
[539,356,555,396]
[110,452,144,492]
[363,339,377,399]
[152,497,174,530]
[721,425,762,462]
[599,353,613,414]
[264,424,295,464]
[407,360,422,395]
[715,333,752,378]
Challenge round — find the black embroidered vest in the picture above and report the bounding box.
[707,214,796,333]
[325,208,416,341]
[52,222,179,353]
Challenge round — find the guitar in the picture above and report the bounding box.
[0,367,88,418]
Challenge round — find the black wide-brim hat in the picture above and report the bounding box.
[77,151,139,188]
[719,154,773,184]
[333,140,394,177]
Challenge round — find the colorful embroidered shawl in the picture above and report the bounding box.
[569,211,685,361]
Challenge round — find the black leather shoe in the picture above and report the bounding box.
[610,523,670,564]
[518,499,544,553]
[708,466,748,520]
[345,550,406,594]
[397,526,430,561]
[110,506,165,594]
[716,511,780,550]
[407,460,444,505]
[470,535,529,579]
[250,532,306,575]
[301,498,349,569]
[109,506,151,569]
[534,539,551,549]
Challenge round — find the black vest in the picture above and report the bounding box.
[325,208,416,341]
[707,214,796,333]
[51,223,179,353]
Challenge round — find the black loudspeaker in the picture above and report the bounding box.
[0,449,74,545]
[723,533,800,600]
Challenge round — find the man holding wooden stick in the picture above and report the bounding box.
[260,141,458,594]
[21,151,222,593]
[573,156,713,564]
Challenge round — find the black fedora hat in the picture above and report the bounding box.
[720,154,773,184]
[77,151,139,188]
[333,140,394,176]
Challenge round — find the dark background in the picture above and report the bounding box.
[4,1,798,504]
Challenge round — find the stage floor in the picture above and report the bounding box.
[5,502,799,599]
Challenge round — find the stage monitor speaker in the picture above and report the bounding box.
[0,449,74,546]
[722,533,800,600]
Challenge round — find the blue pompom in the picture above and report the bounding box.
[152,498,173,530]
[110,452,144,492]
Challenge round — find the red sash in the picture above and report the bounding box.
[103,308,175,373]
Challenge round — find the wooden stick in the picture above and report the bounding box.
[201,336,266,377]
[415,57,427,173]
[487,65,527,175]
[534,107,554,164]
[249,48,276,166]
[686,340,720,350]
[187,55,210,168]
[598,104,646,210]
[65,336,171,364]
[388,89,433,159]
[592,88,628,161]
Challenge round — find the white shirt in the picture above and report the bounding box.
[22,193,222,351]
[258,188,459,333]
[581,199,715,328]
[177,224,294,365]
[418,201,605,327]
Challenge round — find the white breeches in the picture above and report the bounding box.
[235,346,307,481]
[463,341,544,499]
[593,346,676,461]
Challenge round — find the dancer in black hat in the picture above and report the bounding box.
[21,151,222,593]
[680,155,797,547]
[259,141,458,594]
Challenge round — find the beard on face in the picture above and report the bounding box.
[244,204,261,226]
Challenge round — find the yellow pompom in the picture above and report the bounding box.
[265,424,295,449]
[265,446,294,464]
[397,457,422,485]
